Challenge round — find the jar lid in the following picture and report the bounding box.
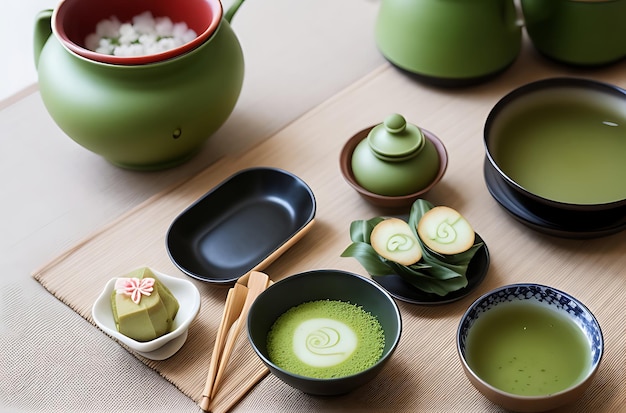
[368,114,425,160]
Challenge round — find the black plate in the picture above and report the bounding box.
[483,159,626,238]
[166,167,316,284]
[371,234,490,305]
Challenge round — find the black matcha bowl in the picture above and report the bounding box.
[247,269,402,396]
[483,77,626,238]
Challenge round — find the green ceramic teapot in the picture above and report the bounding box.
[375,0,522,86]
[521,0,626,66]
[34,0,246,170]
[351,114,441,197]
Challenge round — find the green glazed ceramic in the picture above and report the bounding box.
[375,0,522,86]
[34,0,245,170]
[521,0,626,66]
[351,114,440,197]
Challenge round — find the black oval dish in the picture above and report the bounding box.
[166,167,316,285]
[372,234,490,305]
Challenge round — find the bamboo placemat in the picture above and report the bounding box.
[34,54,626,412]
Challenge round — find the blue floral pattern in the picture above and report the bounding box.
[458,283,603,366]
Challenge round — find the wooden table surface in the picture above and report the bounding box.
[1,1,384,411]
[214,57,626,413]
[32,50,626,413]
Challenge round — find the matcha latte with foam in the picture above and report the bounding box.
[267,300,385,379]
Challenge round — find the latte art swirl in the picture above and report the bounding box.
[293,318,358,367]
[306,327,342,355]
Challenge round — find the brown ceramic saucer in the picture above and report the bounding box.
[339,126,448,210]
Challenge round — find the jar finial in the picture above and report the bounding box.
[368,113,425,161]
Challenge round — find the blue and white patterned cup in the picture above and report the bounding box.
[457,283,603,412]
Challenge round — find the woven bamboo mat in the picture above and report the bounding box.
[33,58,626,412]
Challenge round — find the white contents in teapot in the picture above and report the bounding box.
[85,11,198,57]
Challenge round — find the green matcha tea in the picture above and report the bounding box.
[465,301,590,396]
[266,300,385,379]
[491,88,626,204]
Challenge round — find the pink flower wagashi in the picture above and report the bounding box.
[114,277,155,304]
[110,268,179,342]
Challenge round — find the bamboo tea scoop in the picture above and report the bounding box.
[199,271,270,411]
[210,271,270,399]
[199,282,248,411]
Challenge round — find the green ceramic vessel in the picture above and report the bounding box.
[351,114,440,197]
[375,0,522,85]
[521,0,626,66]
[34,0,245,170]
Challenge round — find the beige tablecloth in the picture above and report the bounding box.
[3,1,386,411]
[33,48,626,413]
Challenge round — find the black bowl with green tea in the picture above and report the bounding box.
[247,270,402,396]
[341,199,483,296]
[484,77,626,211]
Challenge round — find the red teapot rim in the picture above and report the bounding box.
[52,0,223,65]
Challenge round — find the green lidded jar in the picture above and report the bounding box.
[351,114,440,196]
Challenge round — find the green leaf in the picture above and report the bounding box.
[425,243,482,265]
[398,272,467,296]
[389,261,467,296]
[408,199,435,231]
[341,199,483,297]
[340,242,394,276]
[348,217,384,243]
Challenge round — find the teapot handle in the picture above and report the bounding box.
[34,9,53,68]
[224,0,246,23]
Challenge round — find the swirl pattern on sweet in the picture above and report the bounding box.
[387,233,416,252]
[293,318,358,368]
[432,217,461,245]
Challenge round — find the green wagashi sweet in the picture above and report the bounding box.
[110,267,179,342]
